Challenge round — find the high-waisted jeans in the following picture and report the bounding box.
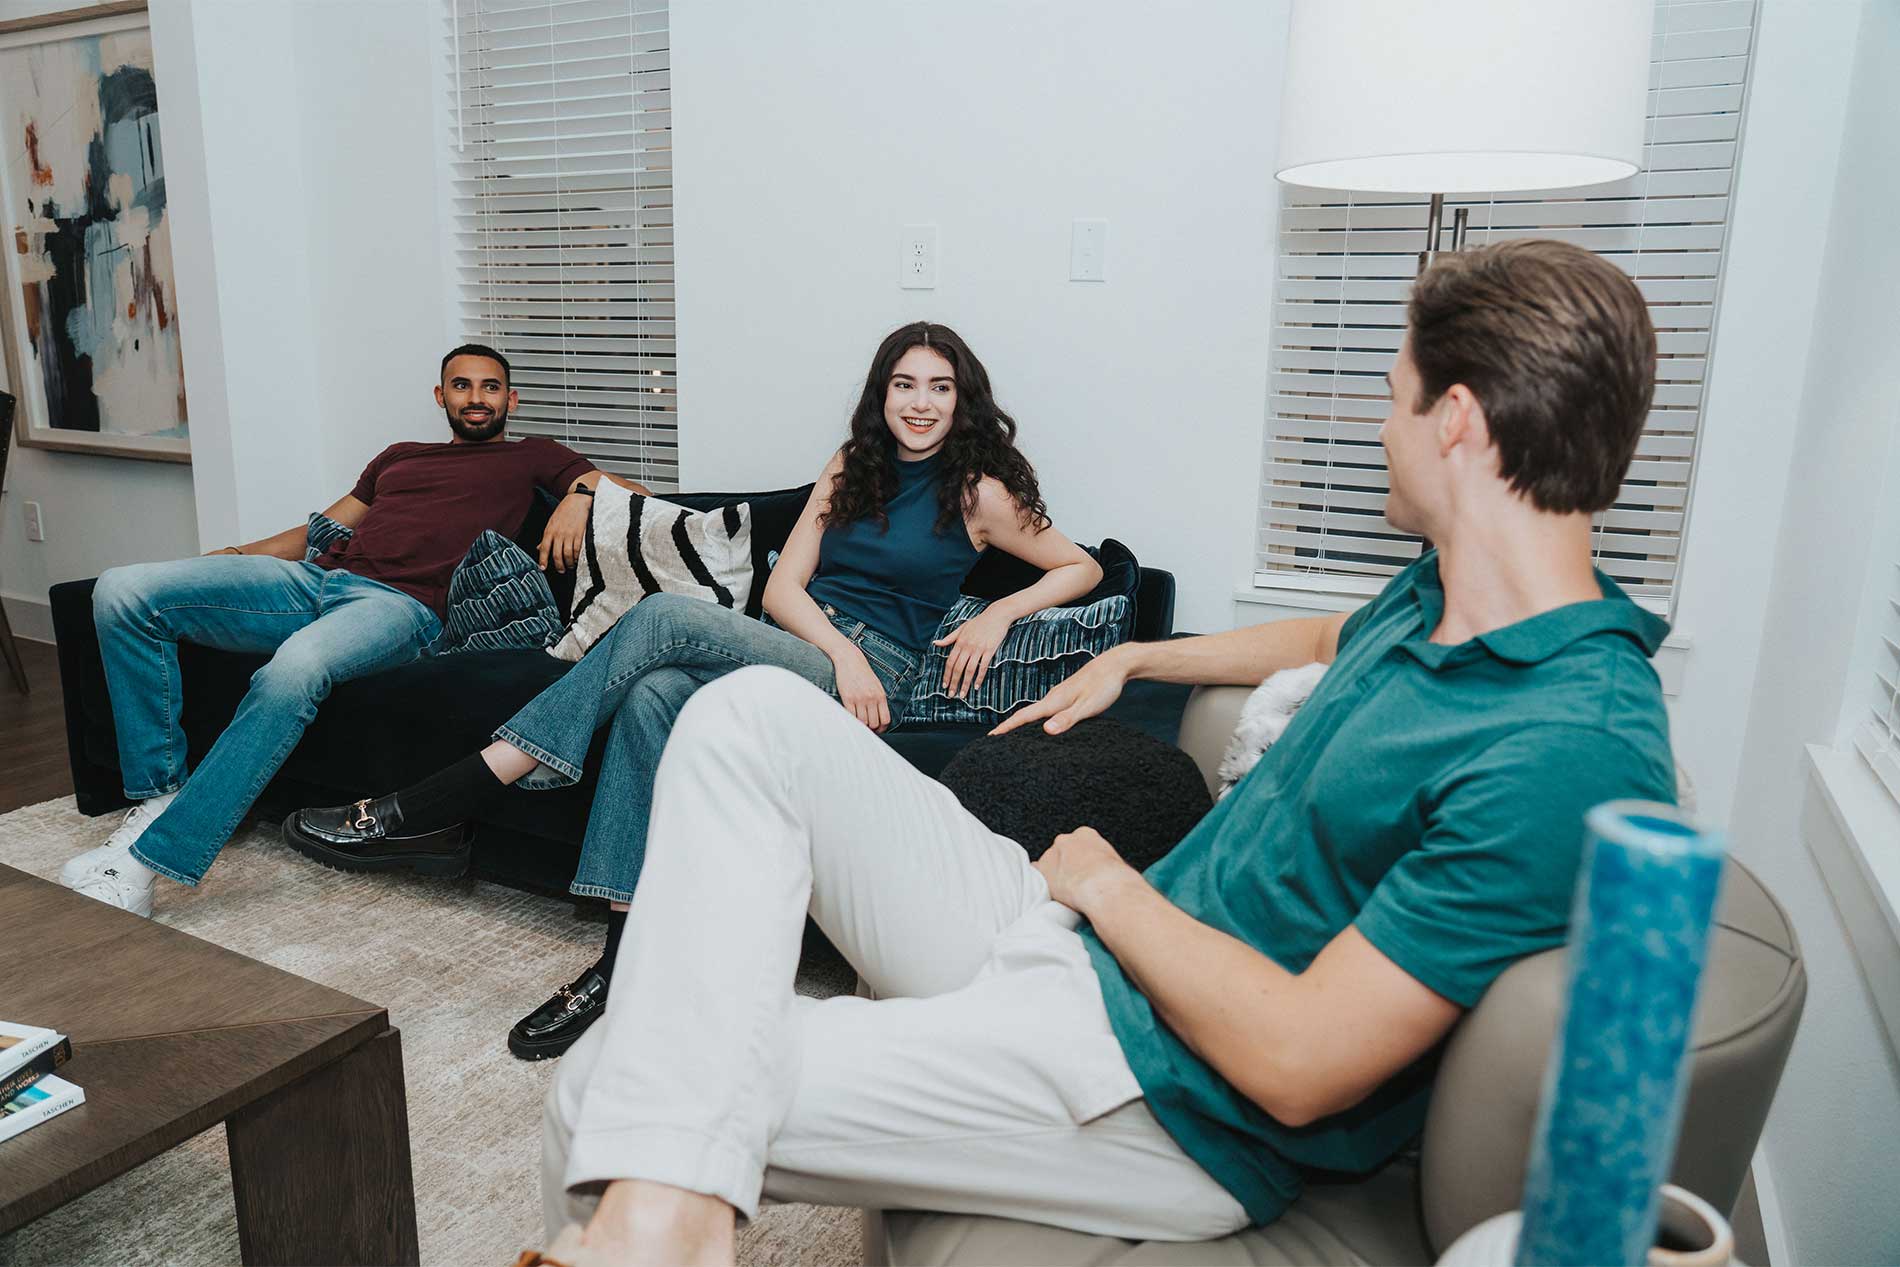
[496,592,919,902]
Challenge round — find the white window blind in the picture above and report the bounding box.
[448,0,676,490]
[1855,561,1900,805]
[1257,0,1756,609]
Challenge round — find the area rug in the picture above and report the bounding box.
[0,798,863,1267]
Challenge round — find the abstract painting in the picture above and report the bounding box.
[0,9,187,461]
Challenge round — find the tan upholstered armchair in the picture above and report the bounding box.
[864,684,1806,1266]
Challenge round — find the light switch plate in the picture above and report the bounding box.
[1070,218,1108,282]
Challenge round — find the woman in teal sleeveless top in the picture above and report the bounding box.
[292,322,1101,1059]
[778,322,1101,728]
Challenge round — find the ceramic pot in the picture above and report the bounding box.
[1436,1184,1734,1267]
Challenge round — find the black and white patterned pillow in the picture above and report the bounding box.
[548,483,754,662]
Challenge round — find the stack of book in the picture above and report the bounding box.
[1,1020,83,1145]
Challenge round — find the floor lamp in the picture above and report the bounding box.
[1274,0,1654,269]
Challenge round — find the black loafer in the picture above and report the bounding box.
[282,794,471,878]
[508,967,609,1061]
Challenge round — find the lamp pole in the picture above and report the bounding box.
[1418,197,1472,275]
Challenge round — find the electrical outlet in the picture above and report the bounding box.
[24,500,45,542]
[900,224,937,289]
[1070,218,1108,282]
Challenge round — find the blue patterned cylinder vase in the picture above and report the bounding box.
[1514,801,1726,1267]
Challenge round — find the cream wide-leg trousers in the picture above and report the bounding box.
[542,666,1247,1242]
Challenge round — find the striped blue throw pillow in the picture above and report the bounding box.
[431,530,564,655]
[906,592,1134,727]
[303,512,354,562]
[302,515,560,655]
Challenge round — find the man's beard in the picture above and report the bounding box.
[446,402,508,442]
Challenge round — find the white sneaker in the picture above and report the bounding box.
[59,792,177,887]
[72,862,155,918]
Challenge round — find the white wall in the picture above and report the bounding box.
[1662,0,1863,827]
[1715,1,1900,1261]
[291,0,458,495]
[0,0,199,640]
[671,0,1286,634]
[165,0,452,545]
[1,0,452,642]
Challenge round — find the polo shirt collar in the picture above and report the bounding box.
[1403,553,1670,669]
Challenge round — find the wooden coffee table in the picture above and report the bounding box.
[0,864,419,1265]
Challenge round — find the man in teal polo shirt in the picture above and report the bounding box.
[531,239,1677,1264]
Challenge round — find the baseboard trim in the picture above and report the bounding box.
[1752,1144,1792,1267]
[0,590,53,644]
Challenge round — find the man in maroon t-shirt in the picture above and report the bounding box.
[64,345,647,918]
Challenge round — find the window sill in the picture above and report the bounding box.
[1233,582,1365,614]
[1804,744,1900,1058]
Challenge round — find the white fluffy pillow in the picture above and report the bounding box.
[548,483,753,663]
[1216,662,1329,799]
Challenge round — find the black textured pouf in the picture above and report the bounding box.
[939,718,1213,870]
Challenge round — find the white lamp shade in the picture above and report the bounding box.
[1276,0,1655,194]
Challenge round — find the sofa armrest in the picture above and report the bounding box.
[1418,857,1805,1254]
[1131,568,1174,642]
[50,577,129,815]
[1176,684,1251,798]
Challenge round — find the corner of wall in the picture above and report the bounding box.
[1663,0,1864,826]
[149,0,240,549]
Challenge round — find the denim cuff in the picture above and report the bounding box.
[129,842,201,887]
[569,880,638,905]
[120,781,184,801]
[493,726,584,786]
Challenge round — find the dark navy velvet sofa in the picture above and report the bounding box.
[48,484,1186,902]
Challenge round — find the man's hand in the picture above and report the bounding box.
[933,606,1014,698]
[830,643,892,733]
[991,646,1130,736]
[1035,827,1144,916]
[539,491,592,573]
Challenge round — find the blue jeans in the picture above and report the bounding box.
[93,556,441,884]
[497,592,919,902]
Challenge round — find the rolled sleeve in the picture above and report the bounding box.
[350,454,385,504]
[541,441,597,495]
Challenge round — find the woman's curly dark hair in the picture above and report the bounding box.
[821,322,1049,534]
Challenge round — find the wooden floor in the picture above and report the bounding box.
[0,640,75,815]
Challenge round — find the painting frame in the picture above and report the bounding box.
[0,0,189,464]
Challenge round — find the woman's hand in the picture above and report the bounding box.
[830,643,892,733]
[934,606,1014,699]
